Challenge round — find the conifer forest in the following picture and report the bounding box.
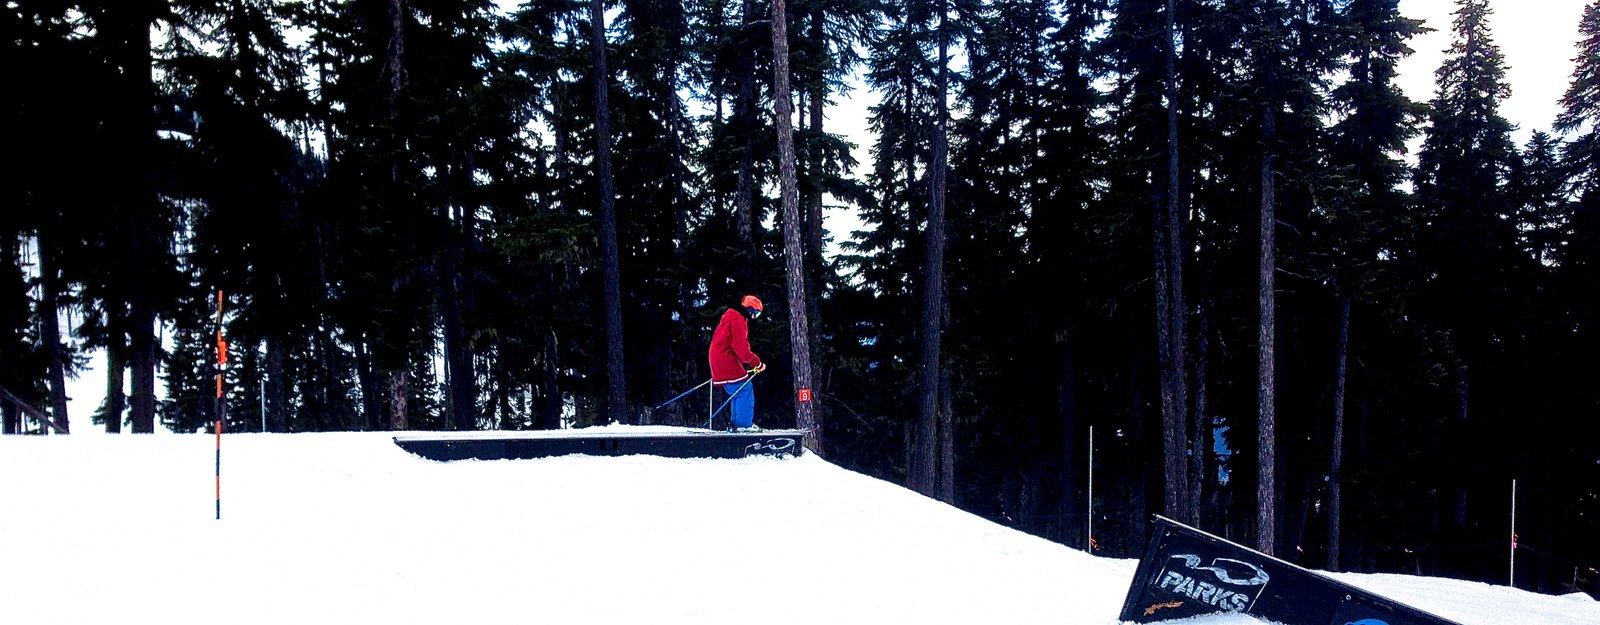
[5,0,1600,598]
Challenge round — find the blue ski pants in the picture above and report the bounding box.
[722,382,755,428]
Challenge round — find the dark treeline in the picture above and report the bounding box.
[5,0,1599,597]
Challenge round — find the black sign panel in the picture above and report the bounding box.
[1119,516,1463,625]
[393,429,808,461]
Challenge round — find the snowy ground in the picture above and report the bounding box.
[1,428,1595,625]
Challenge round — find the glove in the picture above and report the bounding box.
[748,362,766,374]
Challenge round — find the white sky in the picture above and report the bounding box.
[1,429,1596,623]
[1396,0,1592,146]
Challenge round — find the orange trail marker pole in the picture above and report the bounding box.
[214,291,225,520]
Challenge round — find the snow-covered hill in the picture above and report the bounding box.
[1,428,1594,624]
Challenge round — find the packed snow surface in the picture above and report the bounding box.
[1,427,1595,624]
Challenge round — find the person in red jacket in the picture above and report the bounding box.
[708,295,766,430]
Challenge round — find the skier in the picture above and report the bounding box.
[708,295,766,431]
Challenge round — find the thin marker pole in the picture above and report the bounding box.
[216,412,222,517]
[1088,426,1095,551]
[214,291,226,520]
[1510,479,1517,586]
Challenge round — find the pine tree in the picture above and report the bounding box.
[1319,0,1426,572]
[908,0,950,499]
[1411,0,1520,578]
[1248,0,1344,558]
[74,1,186,434]
[849,0,935,482]
[1160,0,1192,532]
[1548,2,1600,591]
[1099,0,1190,532]
[1252,0,1284,556]
[1019,0,1106,548]
[612,0,692,420]
[588,0,630,425]
[1557,1,1600,279]
[6,0,107,433]
[770,0,820,450]
[1509,132,1571,267]
[163,0,331,433]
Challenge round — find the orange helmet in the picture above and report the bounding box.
[741,295,764,317]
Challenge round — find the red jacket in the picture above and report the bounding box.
[708,308,762,386]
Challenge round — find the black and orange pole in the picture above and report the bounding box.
[214,290,227,520]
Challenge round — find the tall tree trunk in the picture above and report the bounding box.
[735,0,759,275]
[355,337,380,430]
[382,0,409,433]
[268,336,289,431]
[1192,299,1210,526]
[37,232,70,432]
[107,2,160,435]
[803,8,827,446]
[128,290,156,433]
[317,330,345,430]
[1258,103,1278,556]
[804,15,826,269]
[910,0,950,497]
[387,0,405,120]
[389,369,409,430]
[938,365,954,503]
[494,339,514,429]
[1059,328,1083,549]
[591,0,628,424]
[542,328,563,430]
[440,196,473,431]
[1128,333,1150,553]
[1155,0,1191,522]
[105,348,125,433]
[667,76,691,429]
[1329,294,1350,571]
[769,0,818,450]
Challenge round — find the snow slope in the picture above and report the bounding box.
[1,428,1594,625]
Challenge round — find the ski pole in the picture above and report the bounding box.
[654,378,712,410]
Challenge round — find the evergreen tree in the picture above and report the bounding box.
[1159,0,1191,532]
[770,0,821,450]
[1557,1,1600,281]
[613,0,695,420]
[1411,0,1521,580]
[5,0,106,432]
[1098,0,1187,538]
[1548,0,1600,593]
[591,0,630,426]
[951,0,1097,540]
[69,2,189,434]
[1559,2,1600,200]
[160,0,328,433]
[845,0,936,481]
[1007,0,1106,548]
[906,0,951,500]
[1318,0,1425,572]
